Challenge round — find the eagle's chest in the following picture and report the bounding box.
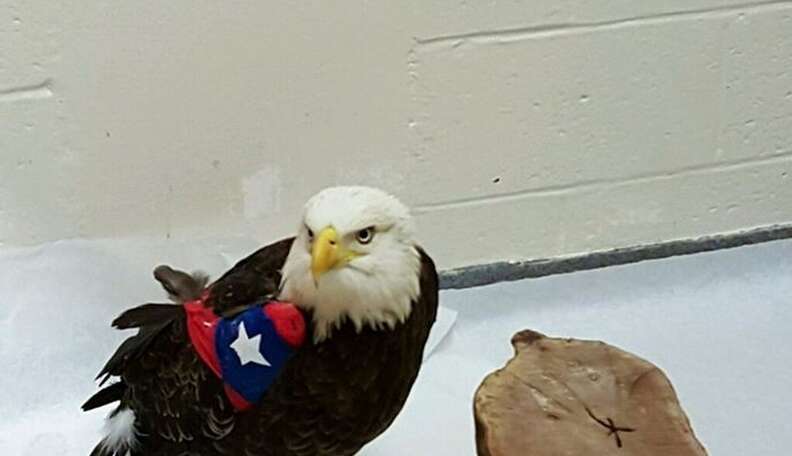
[308,323,421,412]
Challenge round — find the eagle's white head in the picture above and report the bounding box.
[279,186,422,342]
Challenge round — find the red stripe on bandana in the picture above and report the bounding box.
[224,384,253,411]
[184,299,222,377]
[263,302,306,348]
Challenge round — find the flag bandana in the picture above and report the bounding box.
[184,298,306,411]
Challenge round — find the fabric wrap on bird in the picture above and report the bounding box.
[184,298,306,411]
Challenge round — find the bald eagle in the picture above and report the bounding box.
[82,186,439,456]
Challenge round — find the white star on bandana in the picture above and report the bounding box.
[230,322,271,367]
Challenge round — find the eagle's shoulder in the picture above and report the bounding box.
[414,244,439,324]
[208,237,295,314]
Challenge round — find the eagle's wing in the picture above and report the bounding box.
[83,237,296,454]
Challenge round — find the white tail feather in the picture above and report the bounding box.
[101,408,137,453]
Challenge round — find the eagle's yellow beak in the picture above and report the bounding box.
[311,227,359,281]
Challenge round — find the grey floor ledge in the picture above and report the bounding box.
[439,223,792,289]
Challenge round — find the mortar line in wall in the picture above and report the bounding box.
[437,223,792,289]
[414,151,792,212]
[414,0,792,49]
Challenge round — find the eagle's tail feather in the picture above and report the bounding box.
[94,303,183,385]
[89,442,117,456]
[112,302,182,329]
[82,381,126,411]
[89,407,138,456]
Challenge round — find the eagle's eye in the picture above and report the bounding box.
[305,226,314,240]
[355,227,375,245]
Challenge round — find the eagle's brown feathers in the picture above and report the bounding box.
[84,237,438,456]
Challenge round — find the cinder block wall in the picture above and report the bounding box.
[2,1,790,269]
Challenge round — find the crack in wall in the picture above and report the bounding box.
[0,79,53,103]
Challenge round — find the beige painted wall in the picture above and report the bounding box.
[2,1,791,269]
